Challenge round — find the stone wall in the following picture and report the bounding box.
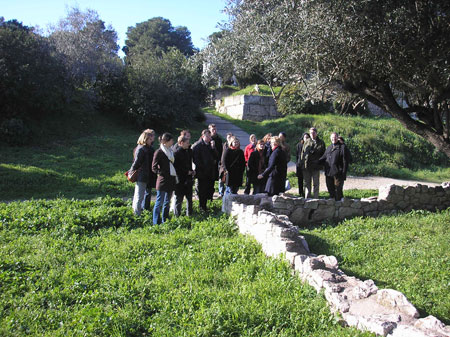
[222,182,450,336]
[215,95,280,121]
[228,183,450,227]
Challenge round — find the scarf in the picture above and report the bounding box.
[160,144,179,184]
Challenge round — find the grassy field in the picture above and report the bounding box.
[301,209,450,324]
[205,107,450,182]
[1,110,448,334]
[0,198,372,336]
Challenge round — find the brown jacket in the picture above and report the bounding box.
[152,149,176,192]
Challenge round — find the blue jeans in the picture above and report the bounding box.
[225,185,239,197]
[153,190,173,225]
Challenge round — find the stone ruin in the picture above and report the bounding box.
[215,95,280,122]
[222,182,450,337]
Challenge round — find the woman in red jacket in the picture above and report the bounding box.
[243,134,257,194]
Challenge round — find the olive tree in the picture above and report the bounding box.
[222,0,450,158]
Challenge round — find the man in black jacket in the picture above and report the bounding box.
[173,136,194,216]
[192,129,218,212]
[318,132,350,201]
[209,124,223,196]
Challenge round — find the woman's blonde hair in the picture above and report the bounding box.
[137,131,152,145]
[271,136,281,146]
[263,133,272,143]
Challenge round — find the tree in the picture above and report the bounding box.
[0,19,67,122]
[123,17,195,61]
[126,48,205,128]
[48,7,121,88]
[222,0,450,158]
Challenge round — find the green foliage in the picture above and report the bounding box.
[0,198,371,336]
[126,48,206,129]
[207,108,450,181]
[124,17,195,60]
[230,84,283,97]
[301,209,450,323]
[0,19,68,143]
[278,84,332,116]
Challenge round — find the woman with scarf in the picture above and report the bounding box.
[152,133,178,225]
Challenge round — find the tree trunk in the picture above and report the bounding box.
[345,80,450,160]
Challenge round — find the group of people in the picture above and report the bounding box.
[295,127,352,201]
[129,124,351,224]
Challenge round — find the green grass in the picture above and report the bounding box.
[301,209,450,324]
[0,114,206,202]
[0,198,372,336]
[230,84,284,97]
[204,107,450,182]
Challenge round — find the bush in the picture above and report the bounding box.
[0,118,30,145]
[126,48,206,129]
[277,84,331,115]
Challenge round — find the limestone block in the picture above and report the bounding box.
[305,199,319,209]
[389,325,431,337]
[379,184,397,201]
[293,254,310,274]
[272,197,290,209]
[319,255,339,270]
[351,200,363,209]
[272,225,299,239]
[342,313,399,336]
[339,206,364,219]
[307,269,346,291]
[362,200,379,212]
[414,315,450,337]
[290,207,310,225]
[343,279,378,300]
[276,209,292,216]
[284,251,298,266]
[326,199,336,206]
[378,200,395,211]
[311,205,335,221]
[298,235,310,253]
[421,185,429,193]
[325,291,350,313]
[405,186,417,196]
[293,198,306,206]
[394,185,405,195]
[375,289,420,318]
[302,256,326,274]
[396,201,409,210]
[342,198,353,207]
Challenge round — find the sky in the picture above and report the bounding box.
[1,0,229,54]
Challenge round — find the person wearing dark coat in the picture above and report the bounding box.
[223,137,246,195]
[258,136,288,196]
[318,132,350,201]
[209,124,223,182]
[141,129,157,211]
[130,131,154,215]
[173,135,194,217]
[301,127,325,198]
[218,132,233,197]
[247,139,268,194]
[295,133,310,197]
[152,133,177,224]
[192,129,218,212]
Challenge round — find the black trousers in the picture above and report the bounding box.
[325,175,344,201]
[297,174,304,197]
[174,183,193,216]
[196,178,215,210]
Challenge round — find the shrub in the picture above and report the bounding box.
[277,84,331,115]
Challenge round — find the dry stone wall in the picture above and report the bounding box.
[222,182,450,337]
[215,95,280,121]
